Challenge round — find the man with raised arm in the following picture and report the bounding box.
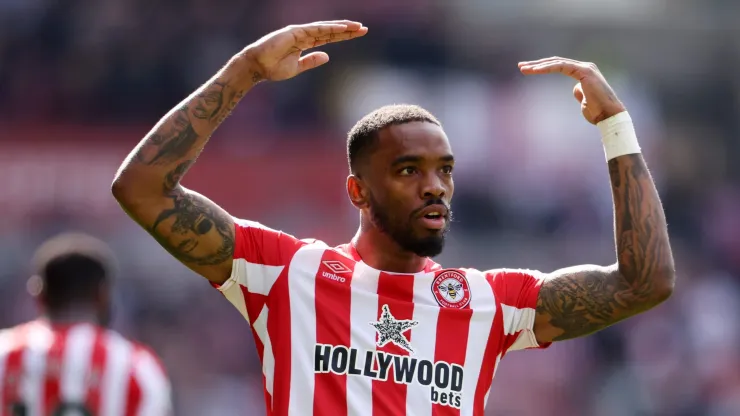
[112,21,675,416]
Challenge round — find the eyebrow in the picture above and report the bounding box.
[391,154,455,166]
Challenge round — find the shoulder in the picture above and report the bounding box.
[481,268,546,282]
[0,320,53,355]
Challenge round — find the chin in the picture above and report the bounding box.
[409,236,446,258]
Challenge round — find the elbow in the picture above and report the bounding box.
[111,169,147,209]
[111,174,132,204]
[649,265,676,305]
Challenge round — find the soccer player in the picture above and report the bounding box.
[111,20,675,415]
[0,233,172,415]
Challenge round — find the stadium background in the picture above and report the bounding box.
[1,1,740,415]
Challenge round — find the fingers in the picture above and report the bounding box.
[297,21,367,38]
[518,56,581,67]
[573,83,584,102]
[518,57,596,80]
[297,51,330,74]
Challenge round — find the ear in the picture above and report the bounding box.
[27,274,45,311]
[347,175,369,209]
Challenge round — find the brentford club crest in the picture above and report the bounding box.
[431,270,471,309]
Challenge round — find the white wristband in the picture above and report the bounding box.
[597,111,641,161]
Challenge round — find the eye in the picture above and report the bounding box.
[441,165,454,175]
[399,166,417,176]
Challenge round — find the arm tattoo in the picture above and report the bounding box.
[114,61,257,277]
[143,108,200,166]
[163,160,194,191]
[191,81,246,125]
[536,154,674,341]
[149,186,235,266]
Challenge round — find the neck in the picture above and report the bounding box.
[352,226,427,274]
[44,307,100,326]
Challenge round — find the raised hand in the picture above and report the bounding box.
[518,57,626,124]
[242,20,368,82]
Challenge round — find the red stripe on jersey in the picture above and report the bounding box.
[244,289,269,325]
[372,273,415,416]
[313,251,355,416]
[234,221,303,267]
[1,324,30,408]
[262,374,272,414]
[267,267,292,416]
[84,328,107,414]
[473,278,505,416]
[242,283,267,366]
[43,327,69,414]
[432,302,473,415]
[124,350,142,416]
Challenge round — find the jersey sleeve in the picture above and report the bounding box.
[485,268,551,354]
[211,218,305,324]
[131,348,173,416]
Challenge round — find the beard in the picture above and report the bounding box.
[368,195,451,258]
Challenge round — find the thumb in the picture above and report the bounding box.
[297,52,330,74]
[573,82,585,103]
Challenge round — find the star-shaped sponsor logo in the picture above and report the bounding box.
[370,304,419,354]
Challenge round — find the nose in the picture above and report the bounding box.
[420,172,446,200]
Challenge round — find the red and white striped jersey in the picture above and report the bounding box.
[214,219,551,416]
[0,320,171,416]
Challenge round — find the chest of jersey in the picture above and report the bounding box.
[278,246,501,414]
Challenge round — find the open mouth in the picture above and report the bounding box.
[419,212,446,230]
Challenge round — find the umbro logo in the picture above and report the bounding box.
[322,260,352,274]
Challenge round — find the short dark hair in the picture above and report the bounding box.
[347,104,441,174]
[31,233,116,311]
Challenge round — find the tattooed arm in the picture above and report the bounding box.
[111,57,256,284]
[111,21,368,284]
[518,58,676,343]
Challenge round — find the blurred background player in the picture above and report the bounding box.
[0,233,172,415]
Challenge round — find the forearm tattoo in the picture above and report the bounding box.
[536,154,674,341]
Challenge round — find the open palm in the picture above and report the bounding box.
[518,57,626,124]
[245,20,368,81]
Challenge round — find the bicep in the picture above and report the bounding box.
[533,264,648,343]
[119,185,235,284]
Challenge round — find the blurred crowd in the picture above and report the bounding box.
[2,0,740,415]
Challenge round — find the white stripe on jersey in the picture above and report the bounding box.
[21,323,52,416]
[231,258,285,297]
[405,271,439,416]
[287,244,325,416]
[346,262,380,416]
[253,306,275,402]
[500,304,538,352]
[459,269,497,414]
[99,332,132,416]
[60,324,96,403]
[221,268,251,322]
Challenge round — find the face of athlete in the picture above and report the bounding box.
[356,121,454,257]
